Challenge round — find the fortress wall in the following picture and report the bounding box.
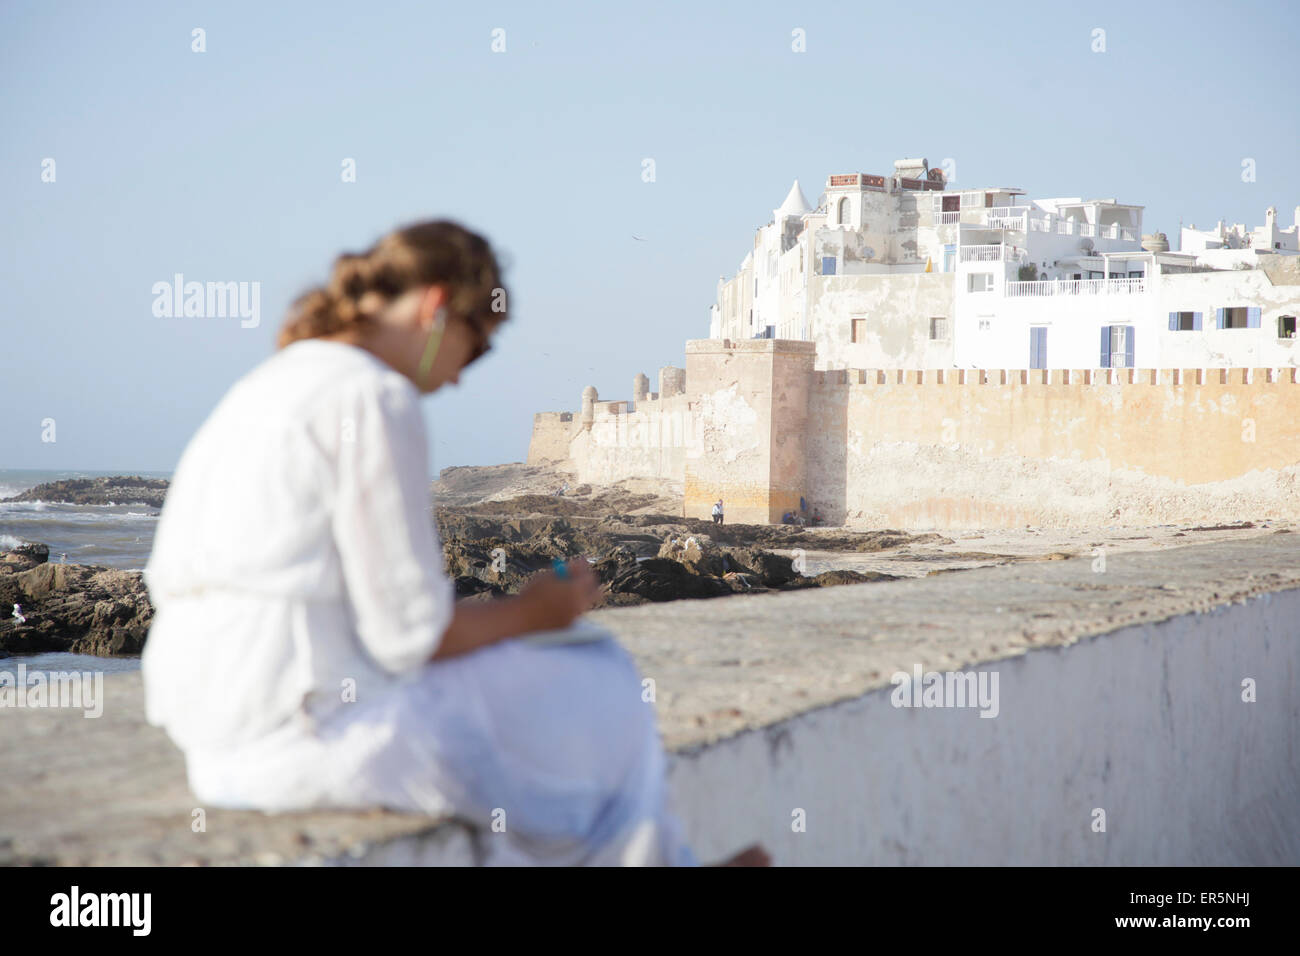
[525,412,579,466]
[808,367,1300,529]
[682,339,816,524]
[567,395,693,487]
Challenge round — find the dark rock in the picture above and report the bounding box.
[0,551,153,657]
[1,542,49,572]
[2,476,169,508]
[805,569,899,587]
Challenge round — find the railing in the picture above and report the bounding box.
[983,206,1030,230]
[937,210,961,224]
[1004,277,1147,297]
[960,244,1019,262]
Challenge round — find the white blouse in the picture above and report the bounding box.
[142,339,456,754]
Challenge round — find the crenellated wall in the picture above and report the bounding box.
[808,365,1300,528]
[529,343,1300,528]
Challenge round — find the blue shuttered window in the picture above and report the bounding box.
[1247,307,1262,328]
[1216,308,1225,329]
[1029,327,1047,369]
[1193,311,1203,330]
[1168,312,1177,331]
[821,256,836,276]
[1125,327,1135,368]
[1100,325,1111,367]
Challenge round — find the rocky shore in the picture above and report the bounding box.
[0,544,153,658]
[436,509,917,606]
[2,476,169,509]
[0,462,925,656]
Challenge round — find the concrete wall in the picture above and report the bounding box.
[669,586,1300,865]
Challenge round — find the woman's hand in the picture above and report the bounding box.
[517,557,602,632]
[432,557,602,661]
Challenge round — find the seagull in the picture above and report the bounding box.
[632,235,647,241]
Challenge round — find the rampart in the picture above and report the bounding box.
[530,339,1300,529]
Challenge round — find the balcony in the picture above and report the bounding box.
[1004,277,1147,297]
[960,244,1021,262]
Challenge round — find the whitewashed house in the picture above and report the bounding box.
[709,159,1300,370]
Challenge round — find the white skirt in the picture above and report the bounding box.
[184,631,697,866]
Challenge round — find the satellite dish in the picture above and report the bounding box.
[1079,238,1095,254]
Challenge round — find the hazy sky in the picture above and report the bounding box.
[3,0,1297,474]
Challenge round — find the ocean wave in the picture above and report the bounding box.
[0,534,28,550]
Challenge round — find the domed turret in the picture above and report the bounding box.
[1141,232,1169,253]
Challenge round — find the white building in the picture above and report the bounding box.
[709,158,1300,370]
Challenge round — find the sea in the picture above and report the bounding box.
[0,468,169,570]
[1,468,169,678]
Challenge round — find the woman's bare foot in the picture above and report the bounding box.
[711,843,772,866]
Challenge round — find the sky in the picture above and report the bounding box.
[2,0,1297,475]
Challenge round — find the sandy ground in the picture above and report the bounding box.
[435,461,1291,579]
[779,520,1291,578]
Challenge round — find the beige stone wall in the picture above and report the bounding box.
[808,367,1300,528]
[568,395,692,486]
[530,339,1300,529]
[526,412,579,465]
[682,339,815,523]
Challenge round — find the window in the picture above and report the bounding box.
[1100,324,1135,368]
[837,197,851,226]
[821,256,837,276]
[978,319,991,331]
[929,317,949,340]
[851,317,866,343]
[967,272,993,293]
[1280,315,1297,339]
[1128,270,1144,278]
[1168,311,1201,331]
[1029,327,1047,369]
[1216,307,1259,329]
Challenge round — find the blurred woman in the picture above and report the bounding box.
[142,221,743,865]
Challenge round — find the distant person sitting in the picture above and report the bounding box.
[711,500,724,525]
[811,507,823,527]
[781,511,795,525]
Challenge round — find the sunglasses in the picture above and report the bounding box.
[458,314,493,367]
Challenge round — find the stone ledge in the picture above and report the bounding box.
[3,534,1298,865]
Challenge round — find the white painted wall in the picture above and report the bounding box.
[668,589,1300,865]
